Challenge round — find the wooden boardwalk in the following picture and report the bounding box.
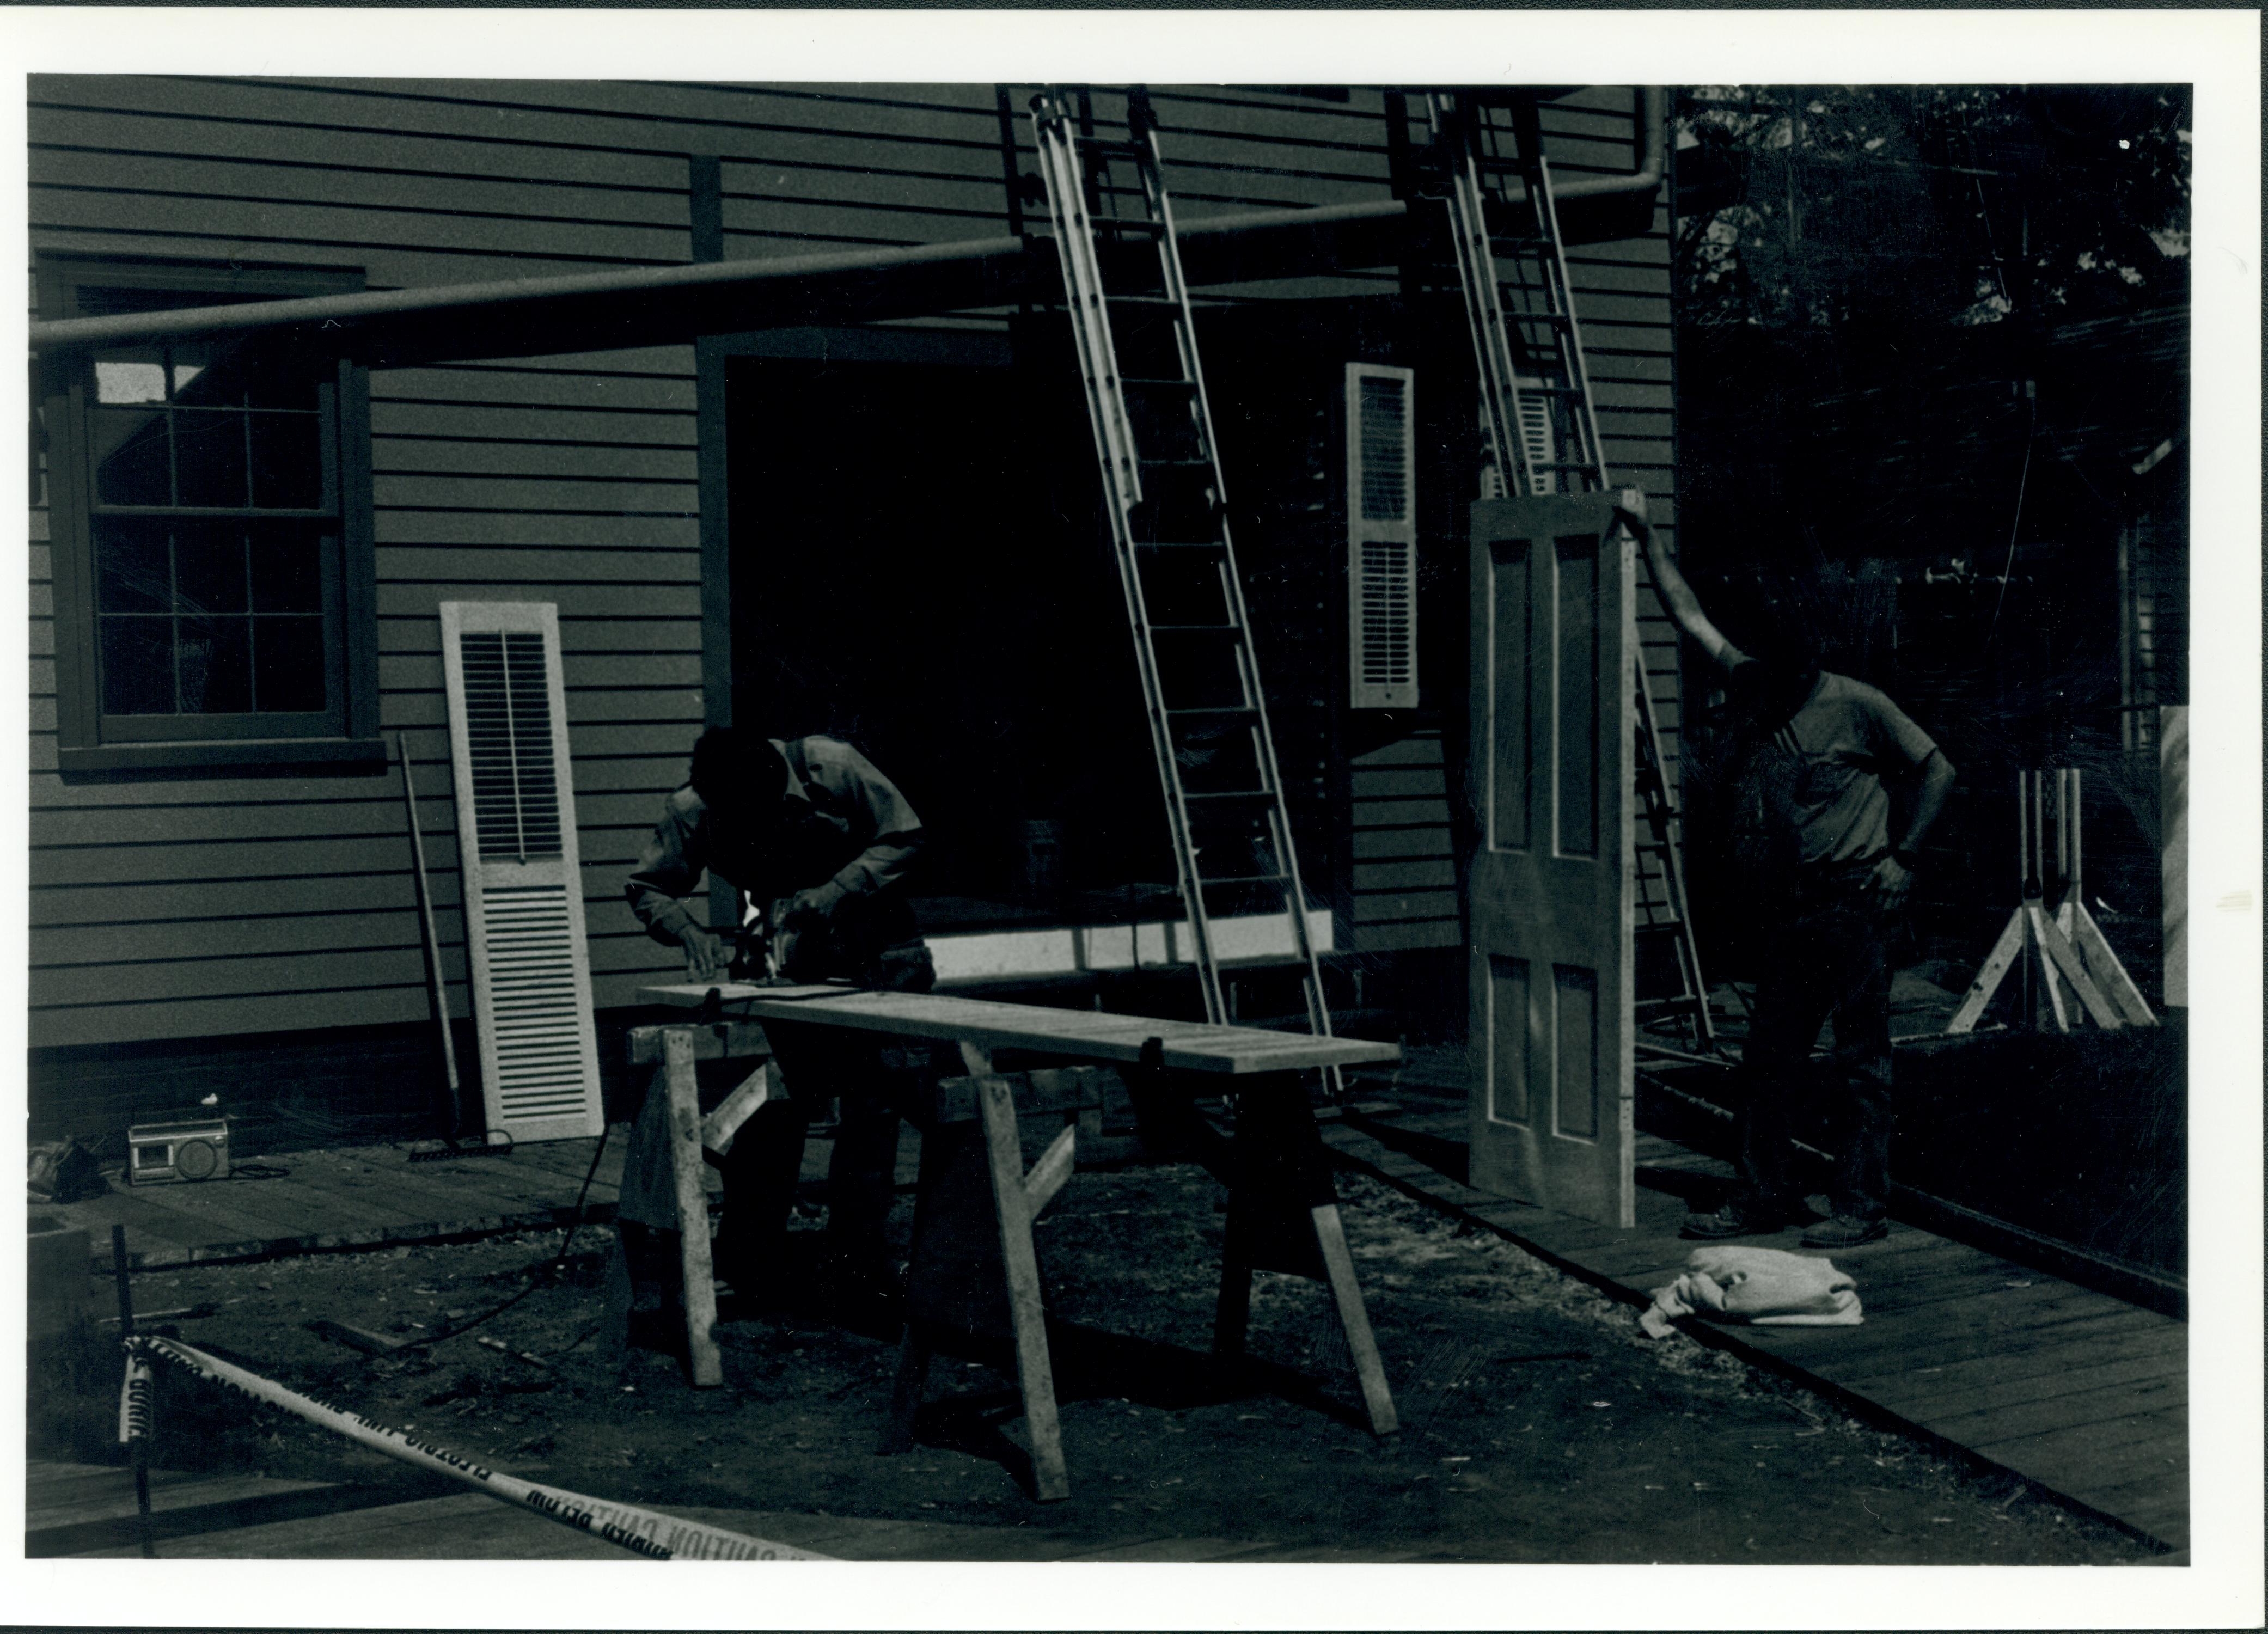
[40,1137,630,1271]
[1318,1105,2188,1555]
[31,1087,2184,1557]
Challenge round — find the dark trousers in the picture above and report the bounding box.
[716,944,937,1276]
[1735,862,1896,1221]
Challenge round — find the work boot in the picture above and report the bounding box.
[1680,1194,1793,1240]
[1801,1212,1888,1249]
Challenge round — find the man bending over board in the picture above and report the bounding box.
[622,726,930,1324]
[1617,497,1955,1249]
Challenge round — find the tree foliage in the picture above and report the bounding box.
[1674,85,2191,336]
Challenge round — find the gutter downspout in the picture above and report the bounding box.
[1552,86,1667,204]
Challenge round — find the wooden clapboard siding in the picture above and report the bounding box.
[31,77,1026,276]
[367,351,703,1033]
[28,70,753,1049]
[27,77,1673,1082]
[1349,731,1460,953]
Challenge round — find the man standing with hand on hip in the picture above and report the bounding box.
[623,726,930,1324]
[1617,497,1957,1249]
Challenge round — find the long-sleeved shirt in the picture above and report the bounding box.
[625,735,924,946]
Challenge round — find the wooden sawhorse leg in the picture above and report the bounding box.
[662,1030,725,1388]
[1212,1072,1398,1437]
[612,1019,778,1384]
[879,1050,1086,1502]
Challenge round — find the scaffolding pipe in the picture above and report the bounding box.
[30,199,1406,365]
[28,89,1664,367]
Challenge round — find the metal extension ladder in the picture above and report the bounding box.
[1428,90,1718,1054]
[1027,87,1341,1077]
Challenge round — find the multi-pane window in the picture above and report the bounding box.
[88,336,336,719]
[40,258,378,774]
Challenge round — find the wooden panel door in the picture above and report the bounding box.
[1466,495,1636,1226]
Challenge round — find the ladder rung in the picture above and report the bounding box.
[1150,624,1244,637]
[1108,294,1183,309]
[1184,789,1274,803]
[1123,376,1198,390]
[1635,996,1705,1015]
[1169,706,1259,720]
[1198,872,1292,888]
[1498,307,1573,326]
[1215,951,1326,975]
[1139,457,1213,470]
[1634,919,1689,935]
[1076,136,1150,159]
[1136,539,1226,551]
[1512,384,1586,398]
[1530,461,1606,472]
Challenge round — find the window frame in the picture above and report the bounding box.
[39,255,382,776]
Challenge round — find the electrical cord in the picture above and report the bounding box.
[388,1124,613,1356]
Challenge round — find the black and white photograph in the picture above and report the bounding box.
[10,8,2259,1626]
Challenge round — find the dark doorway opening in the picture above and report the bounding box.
[725,351,1172,934]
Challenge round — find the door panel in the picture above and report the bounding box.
[1467,495,1635,1225]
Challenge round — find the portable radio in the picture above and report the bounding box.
[127,1117,231,1185]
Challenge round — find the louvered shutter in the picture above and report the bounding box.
[1513,377,1557,497]
[438,601,603,1143]
[1346,363,1419,711]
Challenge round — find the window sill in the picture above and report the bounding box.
[57,736,390,779]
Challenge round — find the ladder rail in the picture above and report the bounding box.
[1031,88,1340,1074]
[1524,124,1614,493]
[1030,95,1228,1021]
[1435,88,1715,1051]
[1130,109,1338,1048]
[1431,98,1534,498]
[1633,659,1717,1050]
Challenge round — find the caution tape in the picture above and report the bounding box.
[123,1335,829,1561]
[118,1347,154,1448]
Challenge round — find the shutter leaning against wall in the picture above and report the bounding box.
[438,602,603,1143]
[1346,362,1419,711]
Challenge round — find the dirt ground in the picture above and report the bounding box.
[43,1161,2160,1564]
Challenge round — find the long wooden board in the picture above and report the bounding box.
[637,984,1399,1075]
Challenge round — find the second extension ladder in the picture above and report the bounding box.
[1027,87,1340,1077]
[1429,90,1717,1052]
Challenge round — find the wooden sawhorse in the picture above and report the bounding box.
[639,983,1403,1501]
[613,1017,777,1388]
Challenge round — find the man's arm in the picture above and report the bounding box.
[625,794,729,979]
[772,739,926,928]
[1891,748,1957,864]
[1616,491,1752,674]
[1869,742,1957,912]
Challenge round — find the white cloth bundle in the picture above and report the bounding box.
[1639,1244,1863,1338]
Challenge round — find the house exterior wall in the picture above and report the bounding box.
[27,79,1674,1105]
